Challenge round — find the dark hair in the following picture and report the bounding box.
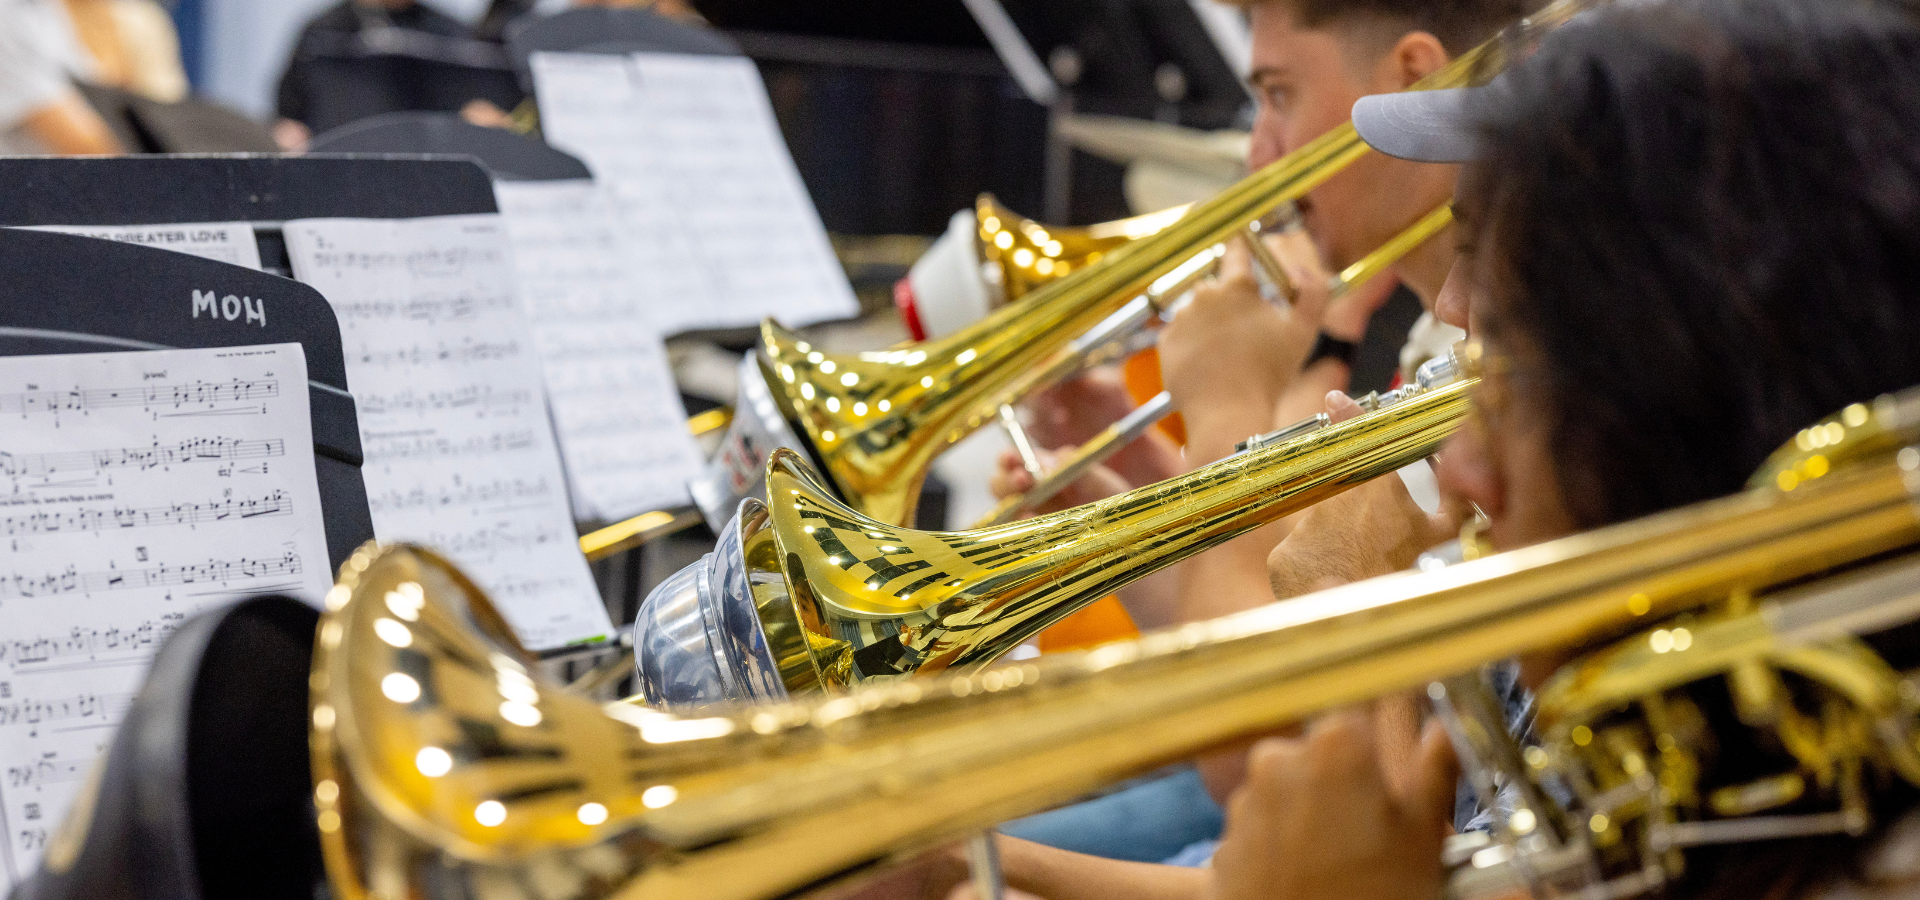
[1463,0,1920,530]
[1248,0,1545,56]
[1464,4,1920,896]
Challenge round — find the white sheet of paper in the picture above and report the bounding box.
[532,51,860,333]
[493,179,703,522]
[282,215,611,650]
[0,343,332,884]
[19,222,264,271]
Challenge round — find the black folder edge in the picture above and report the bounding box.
[0,155,623,661]
[0,227,372,578]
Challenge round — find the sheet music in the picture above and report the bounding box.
[493,179,704,522]
[282,215,611,651]
[0,344,331,885]
[18,222,263,271]
[532,51,860,333]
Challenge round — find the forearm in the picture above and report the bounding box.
[998,836,1209,900]
[22,95,122,155]
[1175,519,1284,623]
[1179,399,1278,469]
[1274,359,1349,426]
[1115,565,1181,631]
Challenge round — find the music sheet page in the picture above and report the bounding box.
[527,53,721,335]
[493,179,704,523]
[0,343,332,884]
[532,51,860,333]
[282,215,611,650]
[17,222,264,271]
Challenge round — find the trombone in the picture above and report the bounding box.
[633,353,1475,707]
[689,0,1555,530]
[301,387,1920,900]
[978,204,1457,526]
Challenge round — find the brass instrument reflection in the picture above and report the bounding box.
[313,388,1920,900]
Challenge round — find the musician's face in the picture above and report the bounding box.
[1246,4,1459,286]
[1430,252,1579,554]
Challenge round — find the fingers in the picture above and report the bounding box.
[1216,234,1253,284]
[1265,228,1331,321]
[1413,719,1464,828]
[1370,692,1427,798]
[988,450,1036,500]
[1325,389,1368,424]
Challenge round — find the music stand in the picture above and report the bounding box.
[0,228,372,574]
[505,7,740,91]
[308,112,591,181]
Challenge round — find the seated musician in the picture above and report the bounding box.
[942,0,1920,897]
[979,0,1537,870]
[995,0,1535,630]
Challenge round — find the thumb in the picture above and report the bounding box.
[1267,227,1331,323]
[1216,235,1253,285]
[1326,390,1369,425]
[1410,719,1463,828]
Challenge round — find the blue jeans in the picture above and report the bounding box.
[1000,767,1224,864]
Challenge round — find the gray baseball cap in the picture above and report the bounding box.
[1351,85,1490,163]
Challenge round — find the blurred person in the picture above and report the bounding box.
[0,0,122,154]
[274,0,522,150]
[974,0,1535,875]
[62,0,188,103]
[1221,2,1920,900]
[940,2,1920,897]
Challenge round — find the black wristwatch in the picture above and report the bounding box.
[1305,332,1359,367]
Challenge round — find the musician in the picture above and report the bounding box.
[1218,2,1920,899]
[936,0,1920,897]
[974,0,1538,874]
[993,0,1537,631]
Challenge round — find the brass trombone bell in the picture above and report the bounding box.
[747,30,1511,528]
[896,196,1193,343]
[309,386,1920,900]
[634,370,1475,707]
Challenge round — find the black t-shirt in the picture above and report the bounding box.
[275,1,522,135]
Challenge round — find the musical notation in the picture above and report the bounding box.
[367,478,552,515]
[0,437,282,481]
[357,386,533,417]
[493,181,706,520]
[354,340,521,367]
[331,294,518,326]
[0,344,335,886]
[283,215,613,654]
[360,430,537,464]
[531,51,858,334]
[0,691,131,729]
[0,614,187,672]
[425,523,570,558]
[0,490,291,536]
[0,552,303,600]
[6,755,87,792]
[0,378,277,417]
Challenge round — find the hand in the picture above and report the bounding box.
[990,447,1134,517]
[1265,391,1460,599]
[1159,236,1316,433]
[1206,701,1458,900]
[1020,367,1138,451]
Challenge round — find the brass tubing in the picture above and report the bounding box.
[575,408,734,563]
[978,205,1459,527]
[753,378,1478,691]
[756,38,1497,525]
[316,429,1920,900]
